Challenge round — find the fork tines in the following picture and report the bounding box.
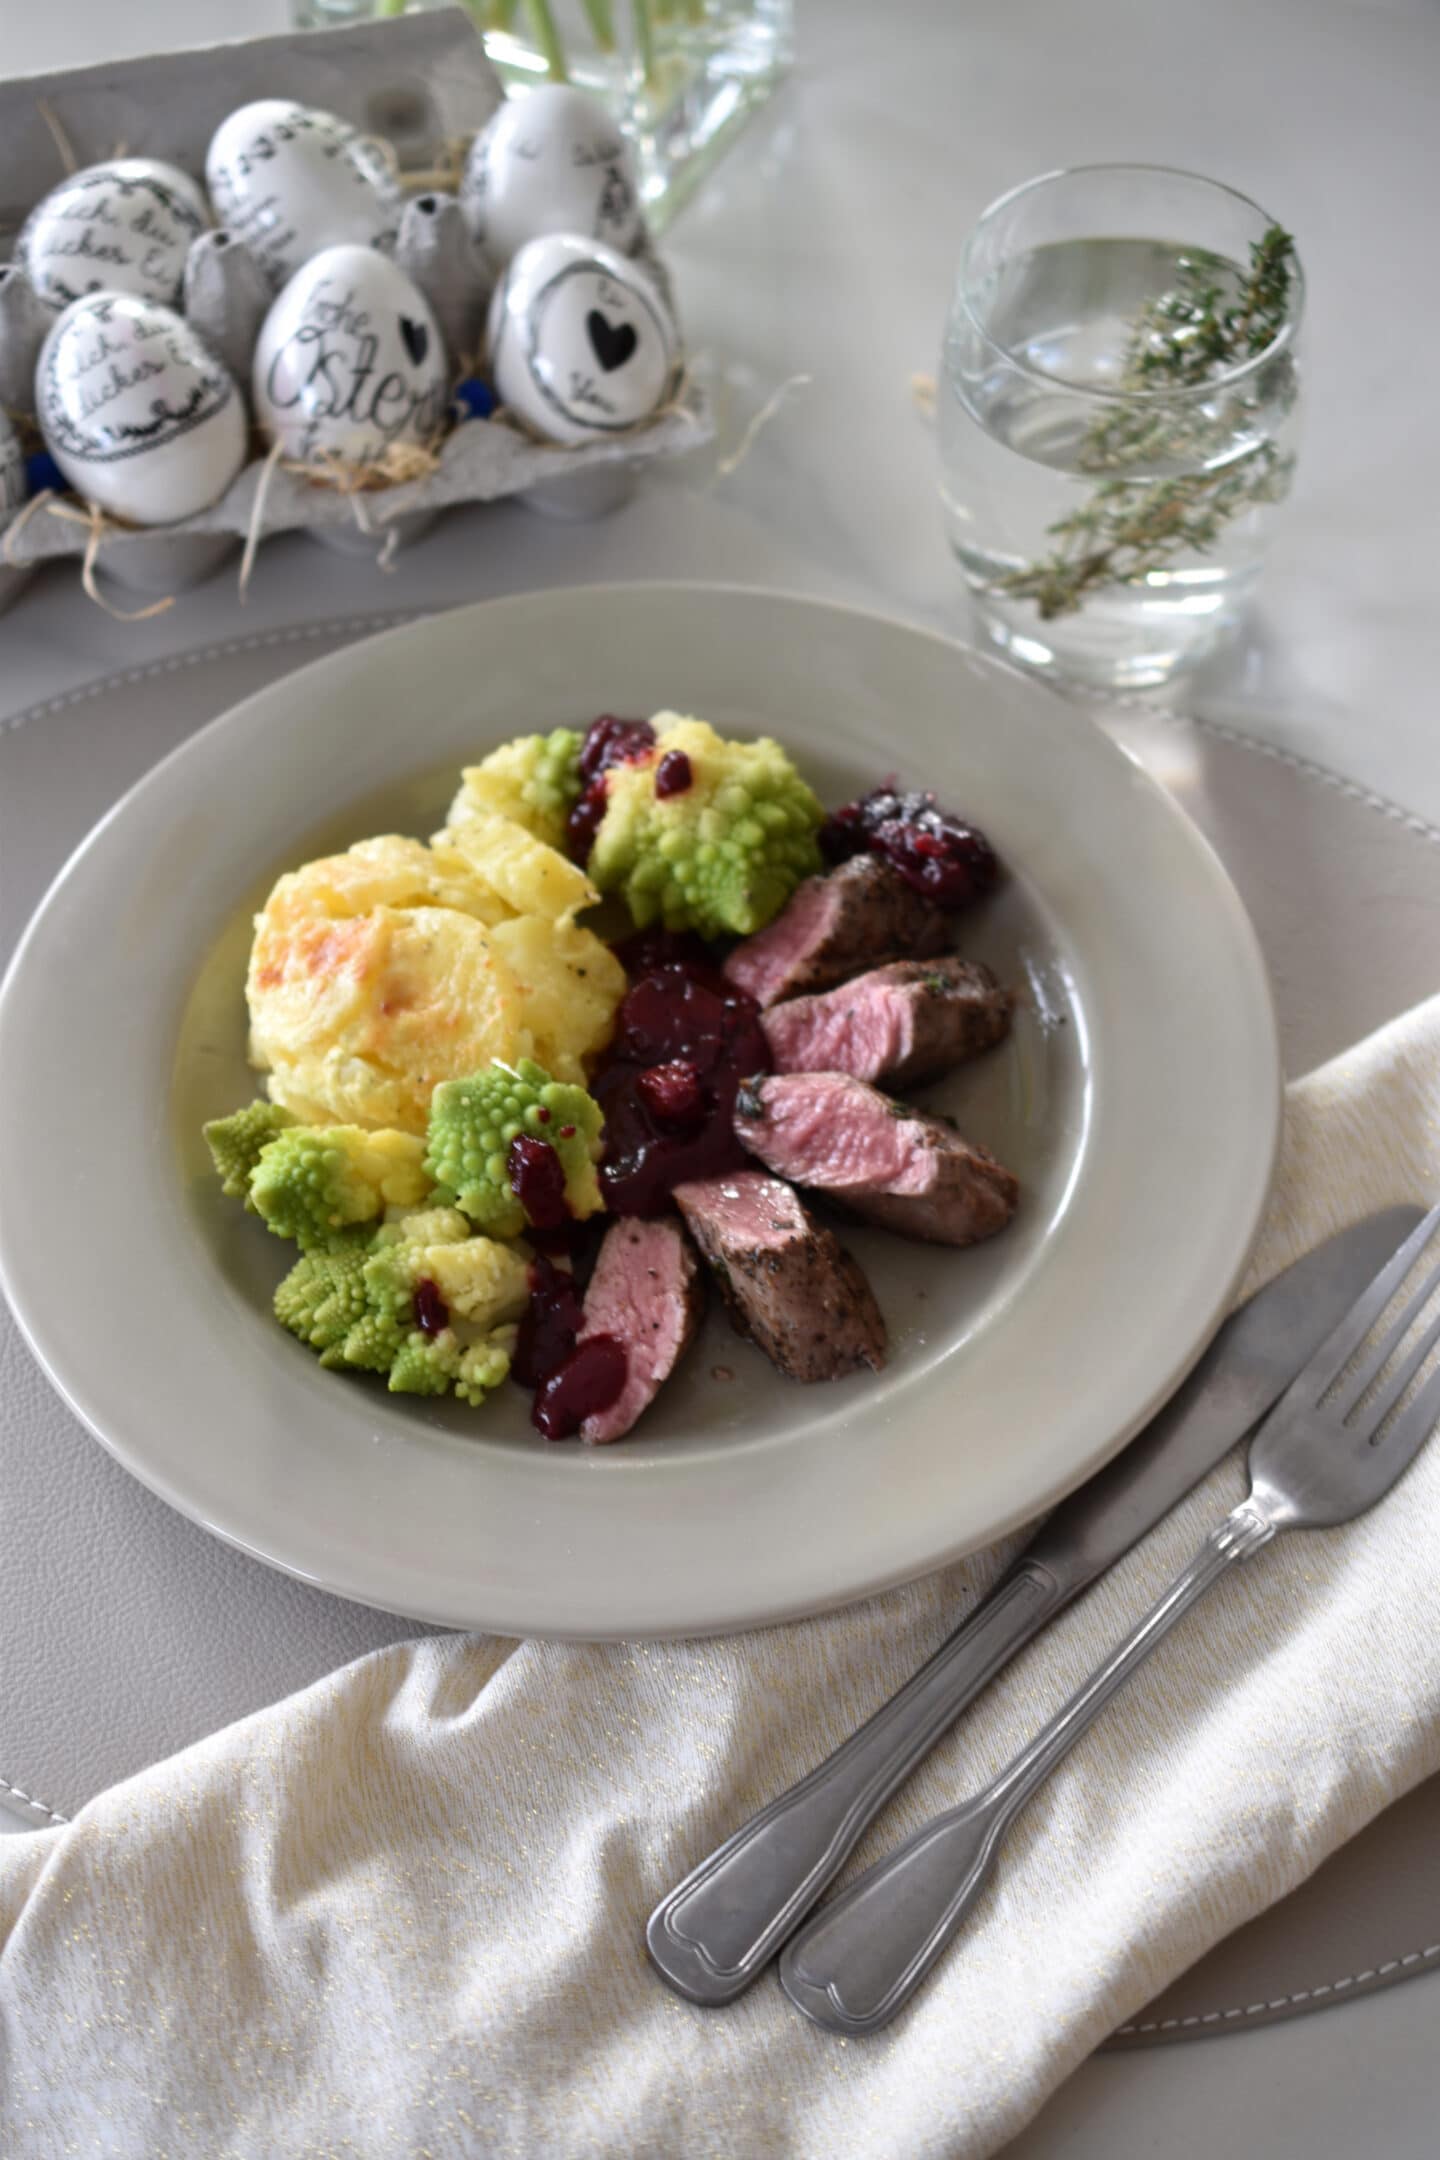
[1307,1203,1440,1437]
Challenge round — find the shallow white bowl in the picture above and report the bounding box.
[0,586,1279,1636]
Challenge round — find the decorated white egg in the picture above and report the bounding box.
[253,245,449,465]
[206,101,403,290]
[487,234,678,446]
[18,159,209,313]
[461,86,642,269]
[36,292,247,526]
[0,410,26,516]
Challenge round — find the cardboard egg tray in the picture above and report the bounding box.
[0,9,710,608]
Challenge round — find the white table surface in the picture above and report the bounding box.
[5,2,1440,2153]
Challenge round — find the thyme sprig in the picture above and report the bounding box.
[995,224,1299,620]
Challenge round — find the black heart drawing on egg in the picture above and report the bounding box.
[399,317,429,367]
[586,310,638,372]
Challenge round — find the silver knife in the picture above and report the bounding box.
[646,1205,1423,2005]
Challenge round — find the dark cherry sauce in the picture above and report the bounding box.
[512,1256,586,1390]
[412,1279,449,1337]
[614,928,724,984]
[636,1057,705,1129]
[654,749,693,798]
[820,784,999,906]
[593,959,771,1218]
[565,780,610,865]
[507,1133,568,1230]
[513,1259,627,1439]
[566,715,659,865]
[533,1333,628,1440]
[578,714,657,782]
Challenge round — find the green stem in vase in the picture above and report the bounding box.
[578,0,618,49]
[486,0,520,29]
[632,0,658,84]
[526,0,570,77]
[995,225,1299,620]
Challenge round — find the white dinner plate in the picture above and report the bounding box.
[0,586,1279,1636]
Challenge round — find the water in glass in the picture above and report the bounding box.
[942,229,1300,690]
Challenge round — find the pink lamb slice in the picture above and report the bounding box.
[733,1071,1019,1247]
[576,1216,703,1444]
[722,855,950,1009]
[759,957,1013,1088]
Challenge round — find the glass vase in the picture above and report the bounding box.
[294,1,794,231]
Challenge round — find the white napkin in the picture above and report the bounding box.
[3,998,1439,2160]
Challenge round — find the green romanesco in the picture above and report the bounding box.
[272,1246,371,1368]
[424,1059,605,1238]
[588,714,824,938]
[447,729,584,852]
[203,1099,295,1203]
[248,1125,431,1252]
[271,1210,528,1407]
[362,1212,529,1334]
[388,1323,517,1404]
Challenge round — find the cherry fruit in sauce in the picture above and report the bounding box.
[566,714,658,864]
[594,958,771,1217]
[654,749,693,798]
[512,1255,586,1391]
[532,1333,628,1440]
[412,1279,449,1337]
[636,1057,705,1130]
[507,1133,568,1230]
[820,785,999,906]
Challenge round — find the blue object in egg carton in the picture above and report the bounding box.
[0,10,709,607]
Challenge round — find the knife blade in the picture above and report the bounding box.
[646,1205,1424,2005]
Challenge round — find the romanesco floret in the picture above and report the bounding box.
[447,729,584,852]
[588,715,824,938]
[204,1099,295,1202]
[248,1126,431,1252]
[424,1059,605,1238]
[455,1324,518,1406]
[388,1322,517,1403]
[273,1246,371,1367]
[272,1212,528,1407]
[363,1211,531,1332]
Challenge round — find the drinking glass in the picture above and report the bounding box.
[939,165,1304,691]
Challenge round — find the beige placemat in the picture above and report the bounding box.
[2,624,1439,2063]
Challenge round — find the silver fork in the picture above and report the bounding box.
[780,1202,1440,2036]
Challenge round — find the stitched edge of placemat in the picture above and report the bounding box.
[1108,1942,1440,2045]
[5,621,1440,2044]
[0,1774,69,1826]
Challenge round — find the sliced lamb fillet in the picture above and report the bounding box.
[733,1071,1018,1248]
[723,855,950,1010]
[761,957,1013,1089]
[673,1170,887,1382]
[576,1216,704,1444]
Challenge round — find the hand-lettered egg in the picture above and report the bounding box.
[206,100,403,290]
[253,245,449,465]
[486,234,678,446]
[18,159,209,312]
[0,410,26,516]
[35,292,247,526]
[461,86,642,269]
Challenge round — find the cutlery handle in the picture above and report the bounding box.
[780,1502,1276,2034]
[646,1558,1067,2004]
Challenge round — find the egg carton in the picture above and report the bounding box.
[0,10,710,612]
